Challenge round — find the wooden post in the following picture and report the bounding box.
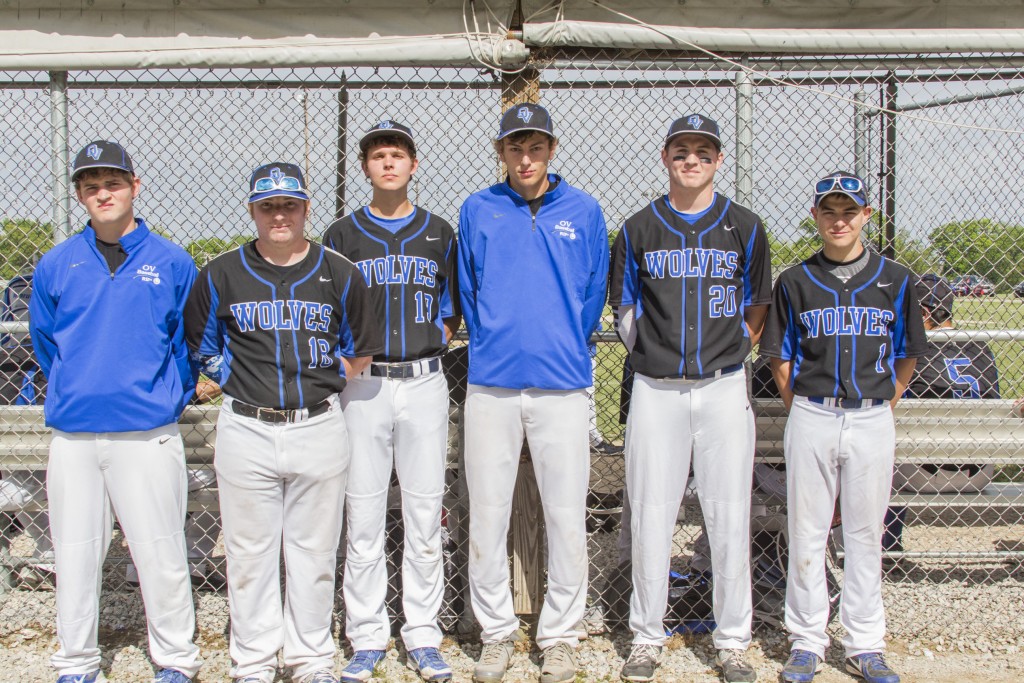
[501,66,546,615]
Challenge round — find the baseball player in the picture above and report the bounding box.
[322,120,460,682]
[184,162,383,683]
[608,114,771,683]
[883,273,999,558]
[458,102,609,683]
[760,171,927,683]
[29,140,201,683]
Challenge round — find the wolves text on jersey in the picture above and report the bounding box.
[354,255,438,288]
[229,300,333,333]
[643,248,739,280]
[799,306,894,338]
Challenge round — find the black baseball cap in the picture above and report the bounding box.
[916,273,954,317]
[497,103,554,141]
[248,162,309,204]
[665,114,722,150]
[71,140,134,181]
[813,171,868,207]
[359,119,416,155]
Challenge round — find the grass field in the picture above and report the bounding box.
[590,297,1024,443]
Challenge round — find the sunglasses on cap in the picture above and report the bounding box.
[250,175,305,195]
[814,175,863,196]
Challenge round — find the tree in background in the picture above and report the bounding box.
[0,218,53,279]
[930,219,1024,289]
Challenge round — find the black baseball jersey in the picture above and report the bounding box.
[905,339,1000,399]
[184,240,384,409]
[608,194,772,379]
[760,250,929,400]
[322,207,459,362]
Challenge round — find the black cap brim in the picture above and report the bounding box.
[359,129,416,154]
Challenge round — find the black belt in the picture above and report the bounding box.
[229,398,332,423]
[369,357,441,379]
[667,363,743,381]
[808,396,885,409]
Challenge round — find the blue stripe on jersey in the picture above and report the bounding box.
[198,272,223,356]
[620,227,640,306]
[694,198,732,375]
[399,213,431,359]
[221,341,235,387]
[438,235,455,320]
[801,263,841,397]
[847,257,886,400]
[350,211,392,357]
[892,274,909,358]
[288,247,326,408]
[239,247,284,407]
[648,201,689,376]
[742,226,757,306]
[337,275,355,372]
[780,283,804,386]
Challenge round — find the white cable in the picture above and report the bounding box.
[461,0,532,75]
[586,0,1024,136]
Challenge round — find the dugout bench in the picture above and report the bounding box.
[2,399,1023,601]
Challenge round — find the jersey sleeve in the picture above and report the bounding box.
[893,271,929,359]
[456,201,478,335]
[439,222,461,320]
[321,219,343,252]
[743,220,772,306]
[581,202,610,339]
[171,256,200,402]
[338,269,385,360]
[758,276,797,360]
[27,257,58,378]
[184,266,225,358]
[608,225,639,307]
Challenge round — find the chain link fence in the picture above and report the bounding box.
[2,49,1023,658]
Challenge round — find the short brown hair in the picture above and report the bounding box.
[492,130,557,155]
[359,134,416,162]
[73,167,134,189]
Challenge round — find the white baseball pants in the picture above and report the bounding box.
[215,395,348,682]
[341,368,448,651]
[784,396,895,659]
[47,425,200,678]
[464,384,590,650]
[625,370,754,649]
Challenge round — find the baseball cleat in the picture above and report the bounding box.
[620,644,661,682]
[781,650,822,682]
[295,670,339,683]
[56,673,106,683]
[152,670,191,683]
[341,650,386,683]
[406,647,453,681]
[539,642,578,683]
[845,652,900,683]
[716,648,757,682]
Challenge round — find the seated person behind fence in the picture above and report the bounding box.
[882,273,1000,555]
[1,264,53,585]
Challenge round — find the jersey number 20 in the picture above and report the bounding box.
[709,285,737,318]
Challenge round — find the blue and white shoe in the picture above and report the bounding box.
[341,650,387,683]
[57,673,105,683]
[845,652,900,683]
[152,670,191,683]
[296,670,339,683]
[781,650,822,682]
[407,647,453,681]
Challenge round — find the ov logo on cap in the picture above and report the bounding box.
[687,115,703,129]
[270,167,283,182]
[517,106,534,123]
[378,120,393,129]
[86,144,101,161]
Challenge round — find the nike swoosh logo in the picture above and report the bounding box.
[319,276,332,282]
[158,436,172,444]
[425,236,440,241]
[877,282,891,287]
[723,225,736,231]
[70,261,85,268]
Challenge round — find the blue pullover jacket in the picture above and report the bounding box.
[29,220,198,432]
[458,175,609,390]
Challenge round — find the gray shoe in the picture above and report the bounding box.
[540,642,578,683]
[716,648,756,682]
[474,638,515,682]
[620,644,661,682]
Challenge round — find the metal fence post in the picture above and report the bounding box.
[880,74,898,258]
[335,73,348,219]
[49,70,70,243]
[854,88,869,183]
[735,60,754,206]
